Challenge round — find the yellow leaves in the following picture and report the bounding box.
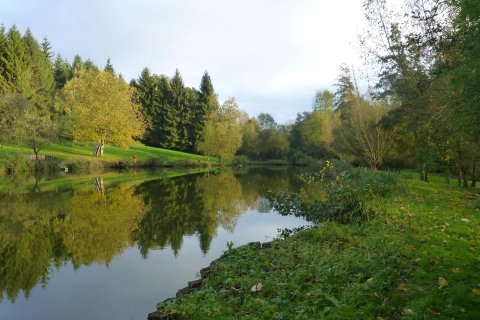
[438,277,449,288]
[398,282,408,292]
[60,70,145,149]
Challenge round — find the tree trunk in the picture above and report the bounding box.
[93,144,100,156]
[445,167,451,184]
[458,169,462,186]
[472,162,477,187]
[462,167,468,188]
[420,163,429,182]
[34,148,40,161]
[99,140,105,157]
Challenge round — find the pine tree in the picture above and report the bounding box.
[0,25,31,95]
[104,58,115,75]
[83,59,99,72]
[194,71,218,151]
[157,75,178,148]
[71,54,83,77]
[53,54,72,90]
[133,67,158,145]
[23,28,55,110]
[0,25,7,94]
[40,37,53,64]
[170,69,188,150]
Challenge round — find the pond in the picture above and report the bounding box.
[0,167,309,320]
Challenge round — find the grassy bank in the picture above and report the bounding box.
[159,171,480,319]
[0,142,216,172]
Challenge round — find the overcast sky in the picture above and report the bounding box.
[0,0,367,123]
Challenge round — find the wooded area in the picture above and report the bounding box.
[0,0,478,182]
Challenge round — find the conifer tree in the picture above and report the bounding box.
[170,69,188,150]
[83,59,99,72]
[157,75,178,148]
[40,37,53,63]
[53,54,72,90]
[104,58,115,75]
[0,26,31,95]
[22,28,55,110]
[194,71,217,151]
[71,54,84,77]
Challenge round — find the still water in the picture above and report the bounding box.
[0,167,308,320]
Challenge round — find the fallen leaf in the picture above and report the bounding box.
[438,277,449,288]
[472,288,480,295]
[403,308,414,315]
[398,283,408,292]
[451,267,460,273]
[367,277,374,283]
[461,218,470,223]
[251,283,263,293]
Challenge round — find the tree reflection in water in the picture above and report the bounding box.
[0,168,299,302]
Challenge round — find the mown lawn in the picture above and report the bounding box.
[160,172,480,319]
[0,141,213,164]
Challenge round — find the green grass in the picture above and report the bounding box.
[0,141,215,166]
[160,172,480,319]
[0,167,213,193]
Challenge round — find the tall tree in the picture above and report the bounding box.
[104,58,115,75]
[71,54,83,77]
[0,26,31,96]
[59,71,145,156]
[194,71,217,150]
[22,28,55,110]
[257,113,277,130]
[197,97,243,161]
[313,90,335,113]
[0,94,56,160]
[53,54,72,90]
[170,69,189,150]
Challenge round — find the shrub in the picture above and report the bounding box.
[269,168,398,224]
[232,155,249,167]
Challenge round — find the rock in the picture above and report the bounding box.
[176,286,192,298]
[261,241,273,249]
[200,266,212,278]
[160,297,176,305]
[188,279,204,289]
[147,311,167,320]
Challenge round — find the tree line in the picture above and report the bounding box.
[1,0,479,185]
[241,0,480,187]
[0,25,244,160]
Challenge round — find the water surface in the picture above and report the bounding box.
[0,167,308,320]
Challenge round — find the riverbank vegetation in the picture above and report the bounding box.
[159,168,480,319]
[0,142,215,174]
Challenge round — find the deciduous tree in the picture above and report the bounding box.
[59,71,145,156]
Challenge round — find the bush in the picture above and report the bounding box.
[144,156,169,168]
[269,168,398,224]
[232,155,249,167]
[0,153,34,173]
[288,151,316,166]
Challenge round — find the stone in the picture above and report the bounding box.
[176,286,192,298]
[261,241,273,249]
[200,266,212,278]
[188,279,204,289]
